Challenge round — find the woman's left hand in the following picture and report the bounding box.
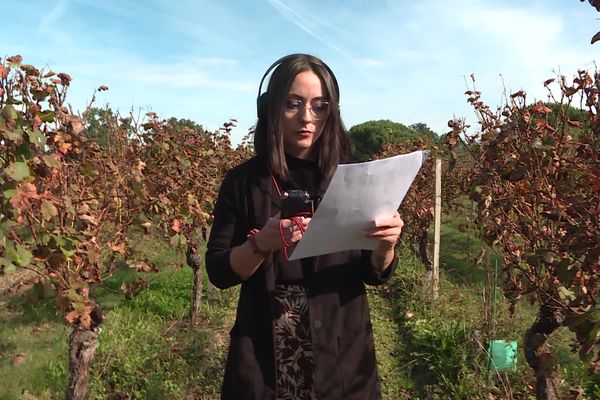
[362,211,404,252]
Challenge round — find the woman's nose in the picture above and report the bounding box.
[300,106,313,122]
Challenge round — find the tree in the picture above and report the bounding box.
[349,119,438,159]
[0,56,148,399]
[445,70,600,399]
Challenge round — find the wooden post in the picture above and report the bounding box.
[433,158,442,299]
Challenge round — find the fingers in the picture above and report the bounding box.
[363,213,404,245]
[372,212,404,229]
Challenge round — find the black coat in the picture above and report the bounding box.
[206,156,397,400]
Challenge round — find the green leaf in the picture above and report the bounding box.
[558,286,576,302]
[66,289,85,303]
[41,200,58,221]
[4,161,31,181]
[15,244,33,266]
[73,301,87,313]
[38,110,55,123]
[5,127,24,142]
[187,194,199,206]
[52,235,77,257]
[59,241,77,258]
[43,154,61,169]
[0,256,17,273]
[15,143,34,162]
[0,220,17,242]
[28,129,47,147]
[2,263,17,274]
[1,104,18,120]
[6,244,33,267]
[554,258,577,283]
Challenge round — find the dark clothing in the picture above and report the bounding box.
[206,155,398,400]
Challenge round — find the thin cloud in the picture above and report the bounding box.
[68,59,254,92]
[38,0,68,32]
[266,0,350,60]
[354,58,386,68]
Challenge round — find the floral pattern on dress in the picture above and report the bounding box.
[273,284,316,400]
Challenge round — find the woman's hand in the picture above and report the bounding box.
[363,211,404,271]
[363,211,404,250]
[255,214,311,252]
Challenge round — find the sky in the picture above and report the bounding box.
[2,0,598,144]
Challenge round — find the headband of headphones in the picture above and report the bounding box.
[256,53,339,118]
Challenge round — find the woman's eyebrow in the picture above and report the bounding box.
[286,93,326,101]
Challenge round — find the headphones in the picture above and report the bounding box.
[256,53,340,120]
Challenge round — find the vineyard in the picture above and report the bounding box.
[0,12,599,398]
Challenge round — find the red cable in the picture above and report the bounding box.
[279,211,312,261]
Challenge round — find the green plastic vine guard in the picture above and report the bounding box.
[488,340,518,372]
[487,259,518,373]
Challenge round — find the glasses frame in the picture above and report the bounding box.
[284,98,330,121]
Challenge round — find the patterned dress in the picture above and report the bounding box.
[273,284,316,400]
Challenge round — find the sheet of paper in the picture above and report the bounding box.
[288,150,428,260]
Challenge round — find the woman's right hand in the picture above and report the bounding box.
[254,213,311,252]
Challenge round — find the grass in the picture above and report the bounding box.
[0,293,69,400]
[0,216,596,399]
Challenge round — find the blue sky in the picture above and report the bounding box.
[3,0,598,144]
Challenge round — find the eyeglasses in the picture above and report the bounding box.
[284,99,330,120]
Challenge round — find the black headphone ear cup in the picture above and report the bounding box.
[257,92,268,120]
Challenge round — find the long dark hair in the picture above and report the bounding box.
[254,54,351,182]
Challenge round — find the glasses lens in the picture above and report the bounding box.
[312,101,329,119]
[285,99,303,111]
[285,99,330,120]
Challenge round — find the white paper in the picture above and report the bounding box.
[288,150,428,260]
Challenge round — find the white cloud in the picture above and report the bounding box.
[354,58,386,68]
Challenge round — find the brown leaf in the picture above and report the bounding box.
[97,85,109,91]
[121,278,149,299]
[10,183,39,213]
[565,87,579,97]
[69,118,84,135]
[58,142,73,154]
[11,352,26,365]
[6,55,22,65]
[171,218,181,233]
[592,31,600,45]
[530,101,552,114]
[130,260,158,272]
[57,72,72,85]
[110,242,126,254]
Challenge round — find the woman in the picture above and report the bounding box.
[206,53,403,399]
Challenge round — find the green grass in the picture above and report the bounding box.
[0,218,596,399]
[0,293,68,400]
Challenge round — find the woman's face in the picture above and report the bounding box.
[282,70,329,159]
